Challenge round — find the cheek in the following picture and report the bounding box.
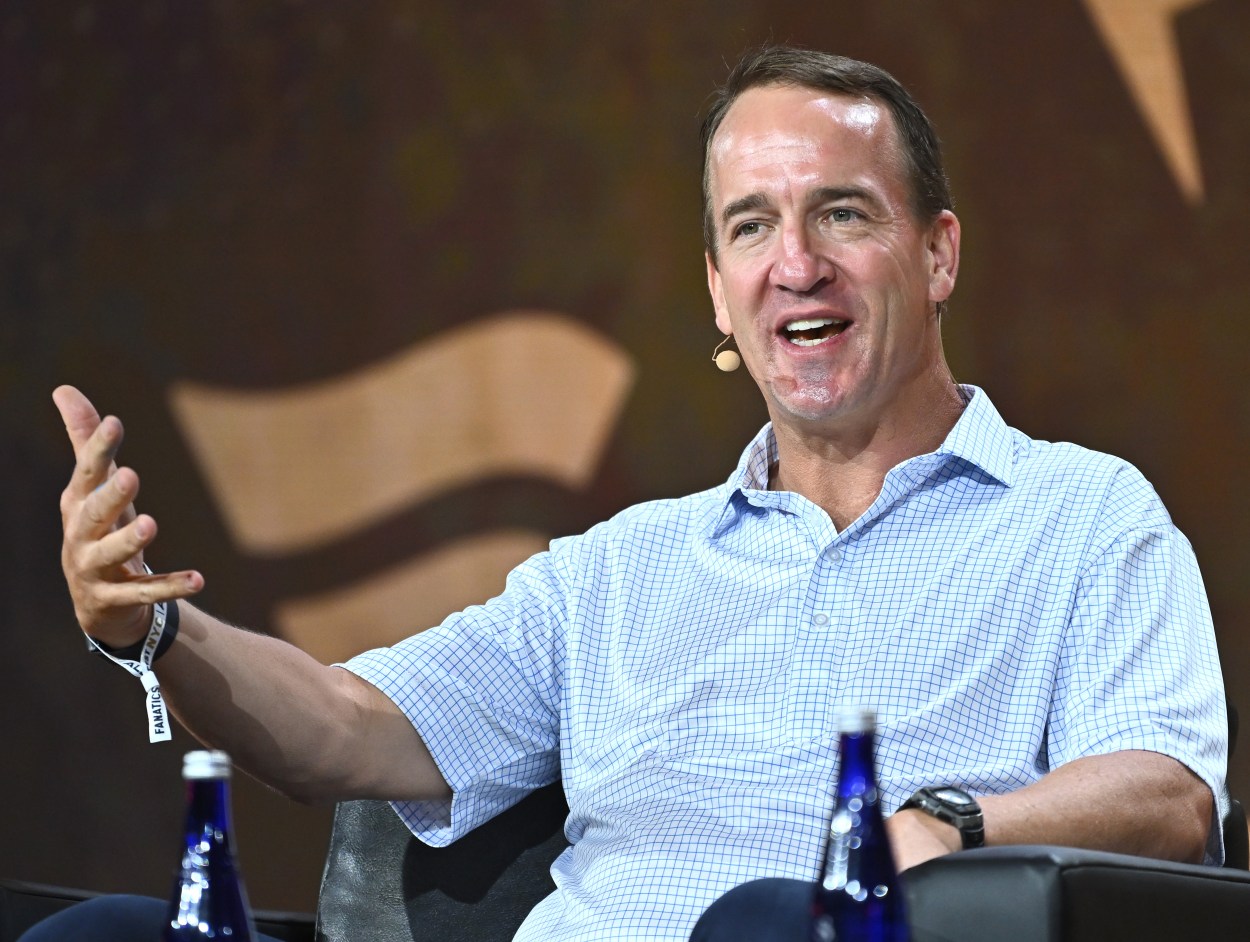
[732,267,774,308]
[711,273,749,329]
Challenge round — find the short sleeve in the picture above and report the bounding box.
[1048,468,1228,861]
[340,547,568,846]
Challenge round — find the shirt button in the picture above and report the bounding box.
[812,613,829,627]
[825,546,842,563]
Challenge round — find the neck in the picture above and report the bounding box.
[768,380,967,530]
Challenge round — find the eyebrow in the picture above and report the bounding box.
[811,185,880,209]
[720,193,771,228]
[719,186,883,229]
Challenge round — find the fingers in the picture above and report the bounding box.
[63,462,138,542]
[84,515,203,599]
[66,508,205,644]
[92,569,205,610]
[87,511,157,571]
[64,413,124,501]
[54,386,126,513]
[73,566,204,649]
[52,385,104,456]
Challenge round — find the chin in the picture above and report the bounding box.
[767,380,847,417]
[771,396,849,427]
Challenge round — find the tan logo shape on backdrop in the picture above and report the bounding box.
[273,529,553,664]
[169,311,635,662]
[1083,0,1211,204]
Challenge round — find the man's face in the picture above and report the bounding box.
[705,83,959,440]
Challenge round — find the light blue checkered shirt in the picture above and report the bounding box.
[345,385,1227,941]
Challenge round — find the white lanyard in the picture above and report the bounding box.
[84,597,174,743]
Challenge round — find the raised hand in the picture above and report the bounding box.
[54,385,204,648]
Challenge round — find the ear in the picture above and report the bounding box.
[926,210,961,307]
[706,251,733,335]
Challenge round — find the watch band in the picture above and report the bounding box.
[901,786,985,849]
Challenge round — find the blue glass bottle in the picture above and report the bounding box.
[810,709,909,942]
[162,750,257,941]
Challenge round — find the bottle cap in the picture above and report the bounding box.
[835,706,876,734]
[182,750,233,780]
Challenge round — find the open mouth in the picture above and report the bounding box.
[781,317,849,347]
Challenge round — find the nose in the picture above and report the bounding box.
[772,223,834,294]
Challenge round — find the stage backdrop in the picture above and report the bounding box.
[3,0,1248,913]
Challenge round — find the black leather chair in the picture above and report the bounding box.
[307,782,1250,942]
[907,843,1250,942]
[314,784,569,942]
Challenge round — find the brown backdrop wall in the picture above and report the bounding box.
[3,0,1247,913]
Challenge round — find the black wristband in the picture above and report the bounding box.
[90,599,180,663]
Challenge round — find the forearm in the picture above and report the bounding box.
[154,602,450,805]
[53,386,451,806]
[890,750,1213,871]
[978,750,1212,862]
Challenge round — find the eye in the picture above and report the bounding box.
[733,220,765,240]
[827,207,861,224]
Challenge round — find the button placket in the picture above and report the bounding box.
[787,543,852,738]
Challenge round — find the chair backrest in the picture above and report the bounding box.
[314,782,568,942]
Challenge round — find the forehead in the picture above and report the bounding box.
[708,84,907,205]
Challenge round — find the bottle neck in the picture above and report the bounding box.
[183,777,234,848]
[836,728,879,801]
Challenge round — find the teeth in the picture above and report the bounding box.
[785,318,837,332]
[781,317,847,346]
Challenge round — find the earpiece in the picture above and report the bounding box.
[713,335,741,372]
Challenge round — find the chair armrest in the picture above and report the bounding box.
[1226,798,1249,870]
[253,906,316,942]
[905,845,1250,942]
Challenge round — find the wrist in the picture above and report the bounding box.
[89,601,179,663]
[83,596,180,743]
[887,806,963,871]
[896,806,963,853]
[87,605,154,659]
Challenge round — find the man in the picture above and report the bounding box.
[45,45,1224,942]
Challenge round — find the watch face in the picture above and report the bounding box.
[932,787,977,811]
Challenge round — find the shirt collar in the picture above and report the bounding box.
[735,422,778,492]
[712,384,1016,535]
[709,424,783,537]
[933,384,1016,487]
